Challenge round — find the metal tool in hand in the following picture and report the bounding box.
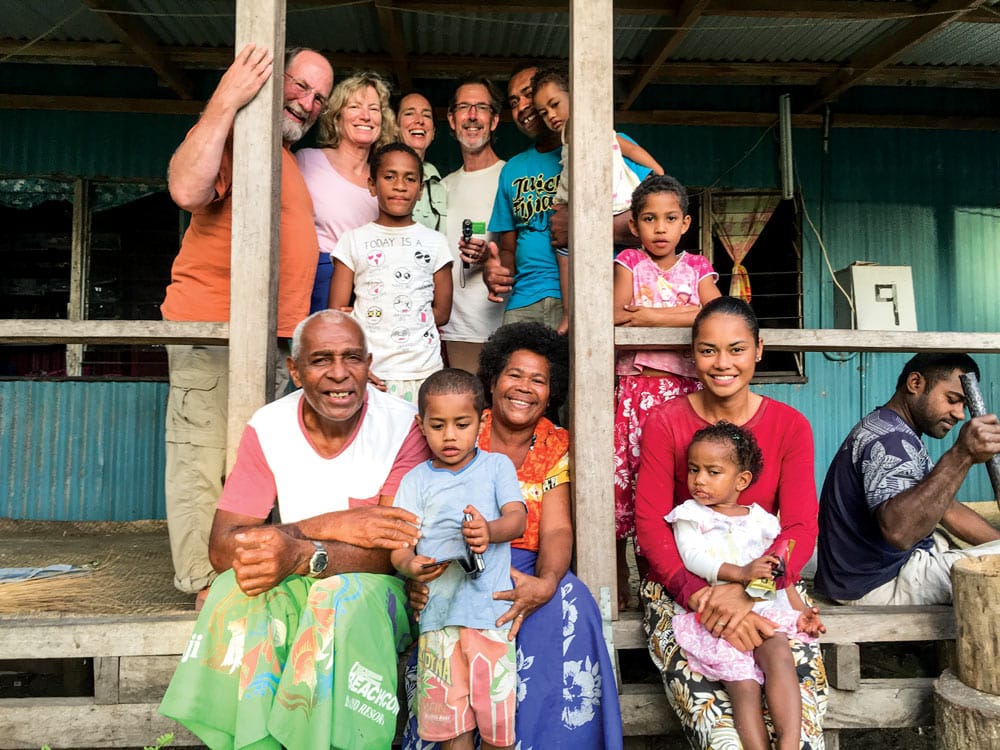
[461,218,473,270]
[959,371,1000,511]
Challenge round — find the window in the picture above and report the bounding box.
[0,182,178,379]
[687,189,805,383]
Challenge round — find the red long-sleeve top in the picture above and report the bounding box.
[634,395,818,607]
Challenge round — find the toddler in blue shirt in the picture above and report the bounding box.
[392,368,526,750]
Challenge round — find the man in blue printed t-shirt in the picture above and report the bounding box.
[484,65,651,333]
[816,353,1000,605]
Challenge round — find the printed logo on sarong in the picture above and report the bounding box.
[344,660,399,726]
[180,633,203,663]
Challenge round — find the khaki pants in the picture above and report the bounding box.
[841,531,1000,606]
[501,296,563,330]
[443,340,483,375]
[164,342,290,594]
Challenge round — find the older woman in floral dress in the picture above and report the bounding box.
[403,322,624,749]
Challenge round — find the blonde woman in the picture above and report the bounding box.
[296,71,398,311]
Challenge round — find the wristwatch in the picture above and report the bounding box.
[307,540,328,578]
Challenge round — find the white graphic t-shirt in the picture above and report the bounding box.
[333,221,452,380]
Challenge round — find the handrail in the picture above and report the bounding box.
[616,327,1000,353]
[0,320,228,346]
[4,320,999,354]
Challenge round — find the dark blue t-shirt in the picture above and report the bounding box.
[815,407,935,601]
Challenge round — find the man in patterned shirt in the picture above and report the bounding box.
[816,353,1000,604]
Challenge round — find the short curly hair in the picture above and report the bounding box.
[630,173,689,219]
[418,368,485,417]
[689,420,764,486]
[477,323,569,425]
[530,66,569,96]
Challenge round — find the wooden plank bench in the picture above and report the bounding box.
[0,614,200,748]
[0,604,956,747]
[612,604,956,747]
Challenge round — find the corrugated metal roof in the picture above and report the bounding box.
[0,380,167,520]
[900,21,1000,66]
[401,10,570,59]
[130,0,237,48]
[1,0,117,44]
[674,16,901,63]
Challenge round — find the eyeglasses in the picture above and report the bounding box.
[452,102,494,115]
[284,73,328,111]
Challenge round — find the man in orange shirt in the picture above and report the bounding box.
[160,45,333,603]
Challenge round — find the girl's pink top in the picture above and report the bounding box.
[614,249,718,377]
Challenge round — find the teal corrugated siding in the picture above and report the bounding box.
[0,109,193,180]
[0,381,168,520]
[623,117,1000,501]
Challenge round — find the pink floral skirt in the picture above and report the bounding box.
[673,604,816,684]
[613,373,701,539]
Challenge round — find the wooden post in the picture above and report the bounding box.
[952,555,1000,695]
[227,0,286,470]
[568,0,616,613]
[935,555,1000,749]
[935,669,1000,749]
[67,178,91,376]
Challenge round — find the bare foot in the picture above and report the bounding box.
[194,587,210,612]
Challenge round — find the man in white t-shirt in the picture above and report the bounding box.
[438,77,507,374]
[160,310,431,749]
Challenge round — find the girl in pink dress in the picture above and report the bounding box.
[669,421,824,750]
[613,174,721,606]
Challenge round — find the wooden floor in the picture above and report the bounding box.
[0,519,199,748]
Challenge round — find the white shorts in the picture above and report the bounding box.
[841,531,1000,605]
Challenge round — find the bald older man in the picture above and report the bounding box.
[160,310,430,749]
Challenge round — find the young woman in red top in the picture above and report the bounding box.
[635,296,827,749]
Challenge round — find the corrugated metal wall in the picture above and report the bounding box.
[2,89,998,518]
[615,120,1000,501]
[0,380,168,519]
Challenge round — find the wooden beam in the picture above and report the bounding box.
[0,94,204,115]
[80,0,197,100]
[228,1,285,471]
[311,0,1000,20]
[0,699,200,748]
[569,0,617,612]
[615,327,1000,353]
[374,0,414,92]
[620,0,711,109]
[613,606,955,649]
[618,679,938,734]
[0,320,227,345]
[0,615,195,659]
[802,0,988,112]
[66,179,92,377]
[3,93,998,130]
[3,40,999,91]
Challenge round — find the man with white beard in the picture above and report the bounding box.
[160,46,334,605]
[437,77,507,374]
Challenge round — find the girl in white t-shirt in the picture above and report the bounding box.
[330,143,453,402]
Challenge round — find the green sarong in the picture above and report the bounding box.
[160,569,415,749]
